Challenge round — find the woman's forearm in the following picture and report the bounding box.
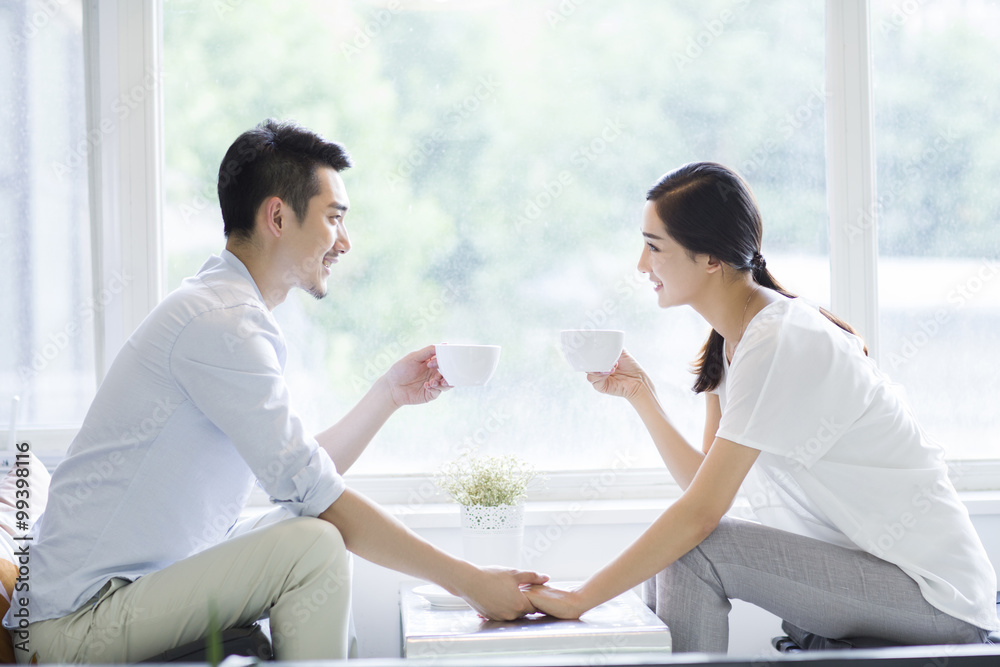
[546,438,759,617]
[574,495,719,611]
[628,386,705,489]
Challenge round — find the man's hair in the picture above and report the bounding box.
[218,119,353,241]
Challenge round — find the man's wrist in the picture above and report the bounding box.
[370,375,402,412]
[440,558,480,598]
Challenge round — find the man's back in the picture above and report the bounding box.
[16,251,341,624]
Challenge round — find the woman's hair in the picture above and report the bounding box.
[645,162,865,393]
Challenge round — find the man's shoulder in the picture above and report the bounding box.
[135,257,274,347]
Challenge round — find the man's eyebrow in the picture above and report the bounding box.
[328,202,349,212]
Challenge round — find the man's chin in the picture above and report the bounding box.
[305,282,328,301]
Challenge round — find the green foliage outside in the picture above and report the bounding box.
[161,1,1000,469]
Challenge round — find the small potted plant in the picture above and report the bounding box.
[437,450,536,567]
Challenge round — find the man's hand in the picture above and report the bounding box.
[522,583,586,619]
[385,345,450,407]
[453,566,549,621]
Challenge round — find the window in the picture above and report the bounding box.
[7,1,998,489]
[872,0,1000,460]
[0,0,94,438]
[162,0,826,474]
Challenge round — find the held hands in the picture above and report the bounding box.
[522,583,586,620]
[586,349,653,402]
[384,345,451,407]
[458,566,549,622]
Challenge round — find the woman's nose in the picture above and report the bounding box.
[637,247,649,274]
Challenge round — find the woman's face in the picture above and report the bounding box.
[637,201,707,309]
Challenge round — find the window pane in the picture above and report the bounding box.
[163,0,825,473]
[0,0,93,432]
[872,0,1000,459]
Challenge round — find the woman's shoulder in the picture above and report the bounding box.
[739,296,864,366]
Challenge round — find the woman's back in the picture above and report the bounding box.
[717,297,996,630]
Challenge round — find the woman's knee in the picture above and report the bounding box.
[655,518,747,598]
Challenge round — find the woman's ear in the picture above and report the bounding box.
[704,254,723,275]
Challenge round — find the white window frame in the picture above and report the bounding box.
[7,0,998,495]
[83,0,164,382]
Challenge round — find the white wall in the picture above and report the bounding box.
[349,507,1000,659]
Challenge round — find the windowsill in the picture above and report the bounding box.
[386,498,675,530]
[239,465,1000,526]
[381,491,1000,530]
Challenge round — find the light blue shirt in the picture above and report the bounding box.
[7,250,345,625]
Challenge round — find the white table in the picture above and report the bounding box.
[399,582,672,659]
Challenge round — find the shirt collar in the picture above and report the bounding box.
[219,248,267,305]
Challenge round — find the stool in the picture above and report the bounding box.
[772,592,1000,653]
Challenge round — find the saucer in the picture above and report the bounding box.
[413,584,470,609]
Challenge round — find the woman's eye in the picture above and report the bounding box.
[647,243,659,253]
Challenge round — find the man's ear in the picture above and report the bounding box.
[260,196,284,239]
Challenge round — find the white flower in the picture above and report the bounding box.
[437,450,537,507]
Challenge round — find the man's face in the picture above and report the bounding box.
[281,167,351,300]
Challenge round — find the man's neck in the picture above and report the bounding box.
[225,240,288,310]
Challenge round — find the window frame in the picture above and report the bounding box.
[6,0,998,496]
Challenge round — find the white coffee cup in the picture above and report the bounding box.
[434,344,502,386]
[559,330,624,372]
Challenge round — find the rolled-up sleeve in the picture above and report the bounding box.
[169,304,345,516]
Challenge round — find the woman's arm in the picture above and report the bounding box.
[703,393,721,454]
[524,437,759,618]
[590,350,706,489]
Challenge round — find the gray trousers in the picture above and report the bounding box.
[644,517,990,653]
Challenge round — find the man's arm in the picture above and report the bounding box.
[319,488,548,620]
[316,345,447,473]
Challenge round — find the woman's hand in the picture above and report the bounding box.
[586,349,653,402]
[384,345,450,407]
[522,584,587,619]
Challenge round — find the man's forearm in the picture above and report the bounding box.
[315,376,398,473]
[319,487,476,594]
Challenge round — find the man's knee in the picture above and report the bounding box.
[269,516,345,553]
[294,517,346,554]
[283,518,350,588]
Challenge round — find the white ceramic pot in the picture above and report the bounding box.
[460,503,525,568]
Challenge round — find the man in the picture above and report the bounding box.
[6,119,545,662]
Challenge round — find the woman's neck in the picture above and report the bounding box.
[692,279,778,360]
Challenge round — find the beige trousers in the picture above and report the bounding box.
[20,514,352,663]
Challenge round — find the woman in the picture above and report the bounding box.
[524,162,998,652]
